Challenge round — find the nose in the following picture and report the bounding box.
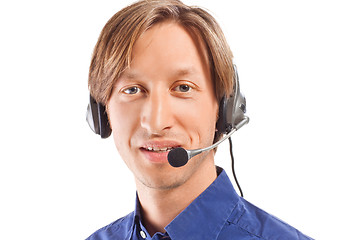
[140,91,174,134]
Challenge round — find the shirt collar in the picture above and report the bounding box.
[133,167,241,240]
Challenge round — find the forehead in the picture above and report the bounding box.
[120,21,211,83]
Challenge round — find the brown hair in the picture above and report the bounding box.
[88,0,234,105]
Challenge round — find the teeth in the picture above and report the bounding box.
[146,147,174,152]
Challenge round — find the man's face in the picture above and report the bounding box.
[107,22,218,190]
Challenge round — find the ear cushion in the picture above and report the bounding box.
[86,95,112,138]
[97,101,112,138]
[216,65,246,134]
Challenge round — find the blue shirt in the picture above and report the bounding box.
[86,168,313,240]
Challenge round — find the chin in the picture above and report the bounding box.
[135,166,189,190]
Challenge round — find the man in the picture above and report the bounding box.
[86,0,313,239]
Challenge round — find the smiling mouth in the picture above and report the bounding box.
[141,146,176,153]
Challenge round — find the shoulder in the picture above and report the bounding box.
[220,197,313,240]
[86,212,134,240]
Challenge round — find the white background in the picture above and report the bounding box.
[1,0,359,239]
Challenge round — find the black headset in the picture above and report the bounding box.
[86,65,246,139]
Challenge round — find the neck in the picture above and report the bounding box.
[136,155,217,237]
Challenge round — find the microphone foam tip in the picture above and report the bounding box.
[168,147,188,167]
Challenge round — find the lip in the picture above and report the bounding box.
[140,140,181,164]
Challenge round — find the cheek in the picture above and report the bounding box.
[108,102,139,149]
[177,98,218,143]
[198,102,218,137]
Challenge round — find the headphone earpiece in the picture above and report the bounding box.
[216,65,246,135]
[86,95,112,138]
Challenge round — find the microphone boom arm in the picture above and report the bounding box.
[188,116,250,159]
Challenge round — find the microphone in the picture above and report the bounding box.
[168,116,249,167]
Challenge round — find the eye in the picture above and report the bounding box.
[123,86,140,95]
[174,84,192,93]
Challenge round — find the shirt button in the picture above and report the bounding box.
[140,230,147,239]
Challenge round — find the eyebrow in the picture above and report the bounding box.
[172,67,198,78]
[121,67,198,80]
[121,71,141,80]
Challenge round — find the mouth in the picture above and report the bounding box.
[141,146,176,153]
[139,141,181,163]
